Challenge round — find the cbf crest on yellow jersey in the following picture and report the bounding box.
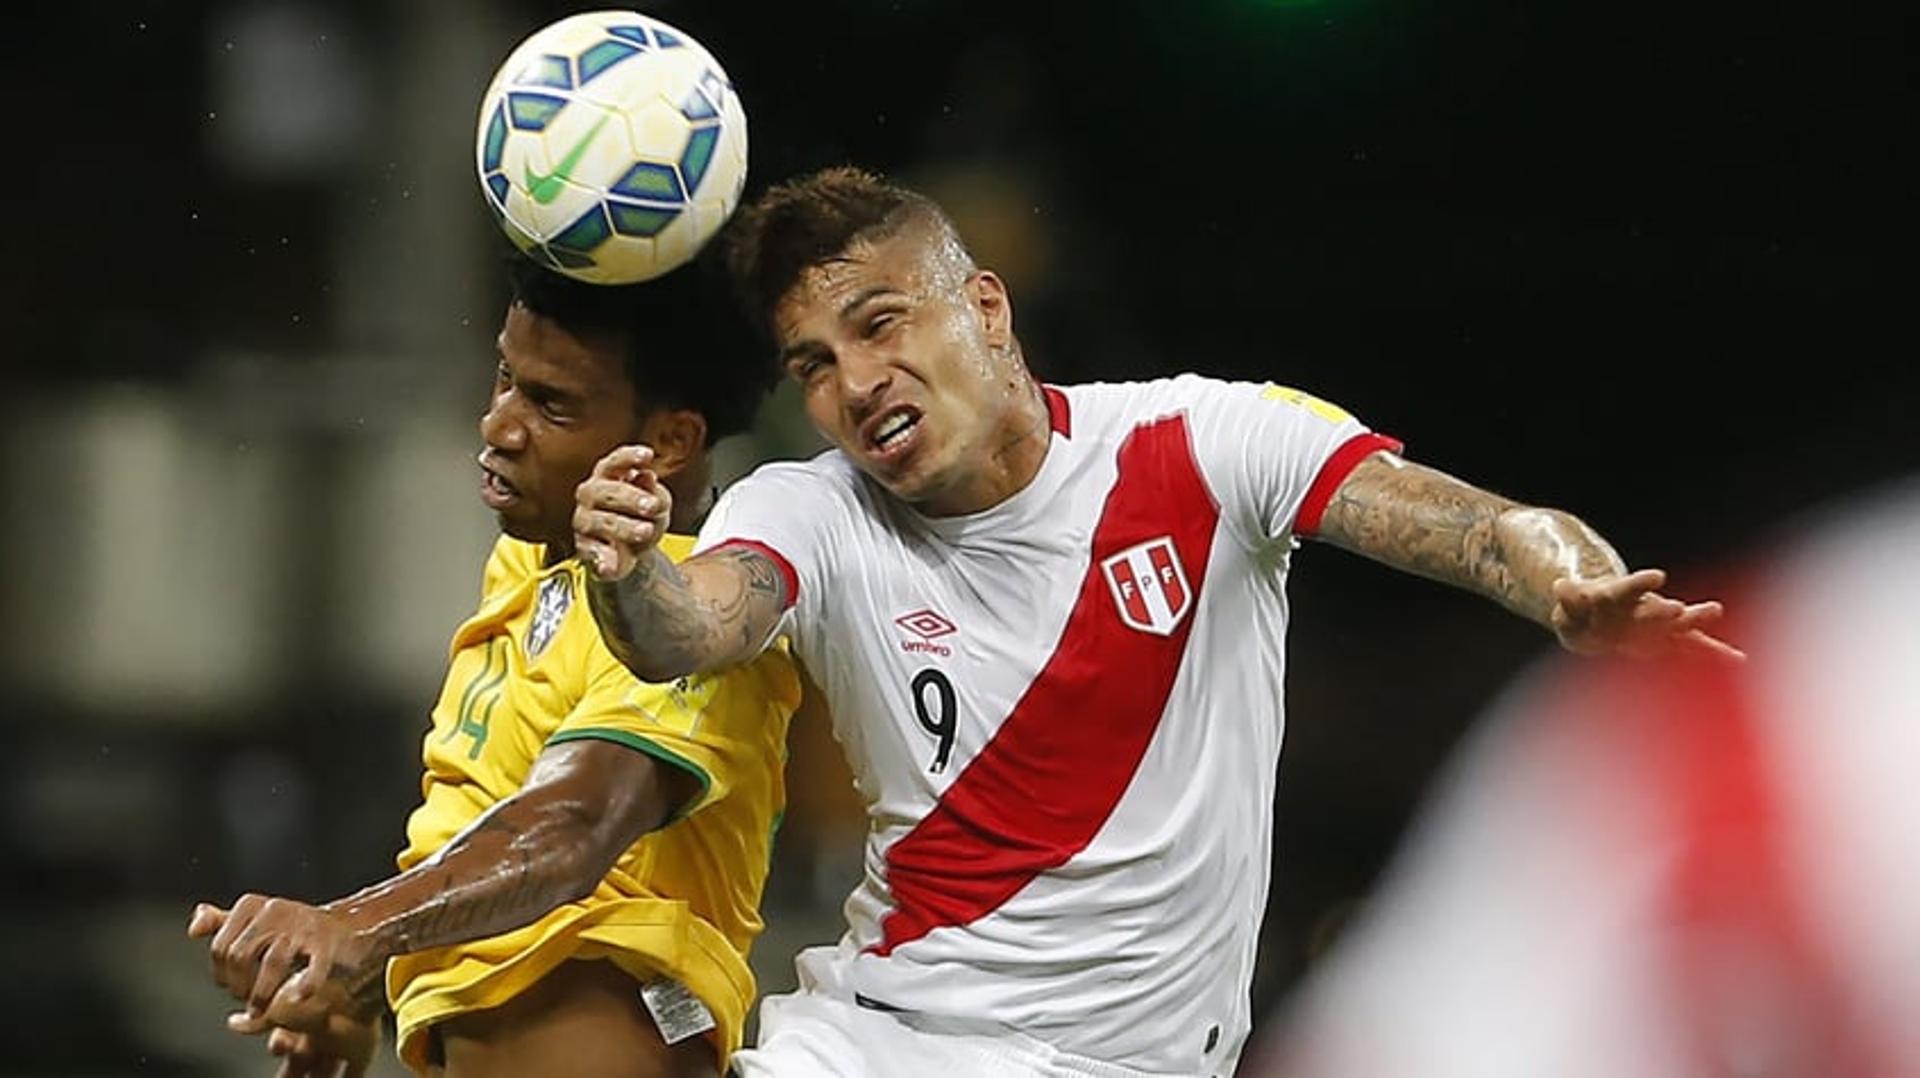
[388,533,799,1071]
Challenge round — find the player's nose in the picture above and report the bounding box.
[479,395,529,452]
[838,350,894,419]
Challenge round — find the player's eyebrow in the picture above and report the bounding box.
[778,338,831,367]
[839,286,906,321]
[775,287,909,366]
[492,353,578,403]
[520,369,582,401]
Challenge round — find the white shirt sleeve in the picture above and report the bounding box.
[692,460,842,652]
[1166,373,1402,547]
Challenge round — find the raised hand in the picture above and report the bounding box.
[1550,569,1745,660]
[574,445,673,581]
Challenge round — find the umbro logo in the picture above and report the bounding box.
[894,608,956,657]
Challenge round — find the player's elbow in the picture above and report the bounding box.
[556,865,600,906]
[520,739,676,899]
[523,798,623,903]
[556,789,675,893]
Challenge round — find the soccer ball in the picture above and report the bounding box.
[474,11,748,284]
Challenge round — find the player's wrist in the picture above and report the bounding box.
[318,899,395,972]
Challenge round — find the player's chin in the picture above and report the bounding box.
[858,442,942,498]
[495,506,559,545]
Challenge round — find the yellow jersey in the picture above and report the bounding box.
[386,533,798,1070]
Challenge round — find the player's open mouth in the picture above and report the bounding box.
[480,464,520,509]
[864,406,923,461]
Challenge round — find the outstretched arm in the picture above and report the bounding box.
[189,737,695,1030]
[1311,451,1742,659]
[573,445,791,681]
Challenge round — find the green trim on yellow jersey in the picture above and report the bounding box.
[546,726,715,822]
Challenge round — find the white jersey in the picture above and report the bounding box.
[698,374,1398,1074]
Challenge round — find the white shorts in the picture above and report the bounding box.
[731,947,1204,1078]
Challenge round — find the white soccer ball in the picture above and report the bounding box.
[474,10,748,284]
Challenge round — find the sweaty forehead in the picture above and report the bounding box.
[795,252,884,306]
[772,233,948,341]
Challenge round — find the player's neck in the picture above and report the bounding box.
[917,375,1052,517]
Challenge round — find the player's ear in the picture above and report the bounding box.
[635,407,708,480]
[969,270,1014,352]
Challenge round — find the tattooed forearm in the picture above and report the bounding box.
[588,545,787,681]
[1486,506,1628,621]
[341,957,391,1020]
[322,790,622,976]
[1313,453,1627,626]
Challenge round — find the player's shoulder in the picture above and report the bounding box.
[719,449,873,517]
[735,447,858,488]
[1060,374,1357,434]
[1052,374,1247,432]
[695,449,878,566]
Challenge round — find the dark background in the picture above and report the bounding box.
[1,1,1910,1073]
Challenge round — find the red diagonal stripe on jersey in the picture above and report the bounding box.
[873,413,1220,956]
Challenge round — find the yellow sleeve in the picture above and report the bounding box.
[545,651,735,822]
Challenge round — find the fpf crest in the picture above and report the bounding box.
[1101,536,1192,636]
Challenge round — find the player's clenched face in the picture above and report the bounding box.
[773,228,1040,515]
[478,304,648,550]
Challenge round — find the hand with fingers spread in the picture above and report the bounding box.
[1549,568,1745,661]
[574,444,673,582]
[187,897,380,1036]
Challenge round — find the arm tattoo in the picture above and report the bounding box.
[587,545,789,681]
[324,760,660,979]
[338,959,391,1021]
[737,550,784,599]
[1313,453,1627,626]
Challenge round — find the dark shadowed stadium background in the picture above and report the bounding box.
[0,2,1909,1074]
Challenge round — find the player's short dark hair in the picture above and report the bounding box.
[505,249,768,443]
[722,166,962,341]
